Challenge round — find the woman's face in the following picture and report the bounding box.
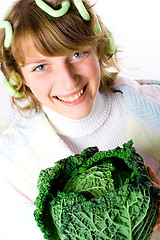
[21,47,101,119]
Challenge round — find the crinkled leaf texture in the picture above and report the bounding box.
[34,140,160,240]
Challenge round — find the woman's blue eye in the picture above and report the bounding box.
[70,51,89,61]
[34,64,47,72]
[73,52,84,59]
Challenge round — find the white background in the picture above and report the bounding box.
[0,0,160,122]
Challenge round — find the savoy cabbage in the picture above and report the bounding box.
[34,140,160,240]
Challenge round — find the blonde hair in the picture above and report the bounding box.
[0,0,119,113]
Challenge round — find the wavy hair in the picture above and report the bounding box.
[0,0,120,113]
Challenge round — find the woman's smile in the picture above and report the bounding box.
[53,84,87,105]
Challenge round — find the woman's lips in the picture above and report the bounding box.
[52,85,88,106]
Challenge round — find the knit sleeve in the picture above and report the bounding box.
[0,177,43,240]
[114,77,160,179]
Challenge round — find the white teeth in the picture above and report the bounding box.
[57,87,84,103]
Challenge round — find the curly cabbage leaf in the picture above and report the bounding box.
[34,140,160,240]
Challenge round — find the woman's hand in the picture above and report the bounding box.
[147,166,160,232]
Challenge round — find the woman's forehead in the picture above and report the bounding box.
[17,34,90,63]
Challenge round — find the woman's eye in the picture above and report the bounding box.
[33,64,47,72]
[71,51,88,61]
[73,52,84,59]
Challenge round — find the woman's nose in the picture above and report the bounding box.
[60,61,78,91]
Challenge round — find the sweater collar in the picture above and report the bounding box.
[43,91,111,138]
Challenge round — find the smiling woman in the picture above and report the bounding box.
[0,0,118,115]
[21,48,100,119]
[0,0,160,240]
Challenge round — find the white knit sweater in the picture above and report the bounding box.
[43,91,127,154]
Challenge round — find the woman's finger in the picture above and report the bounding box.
[147,166,160,184]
